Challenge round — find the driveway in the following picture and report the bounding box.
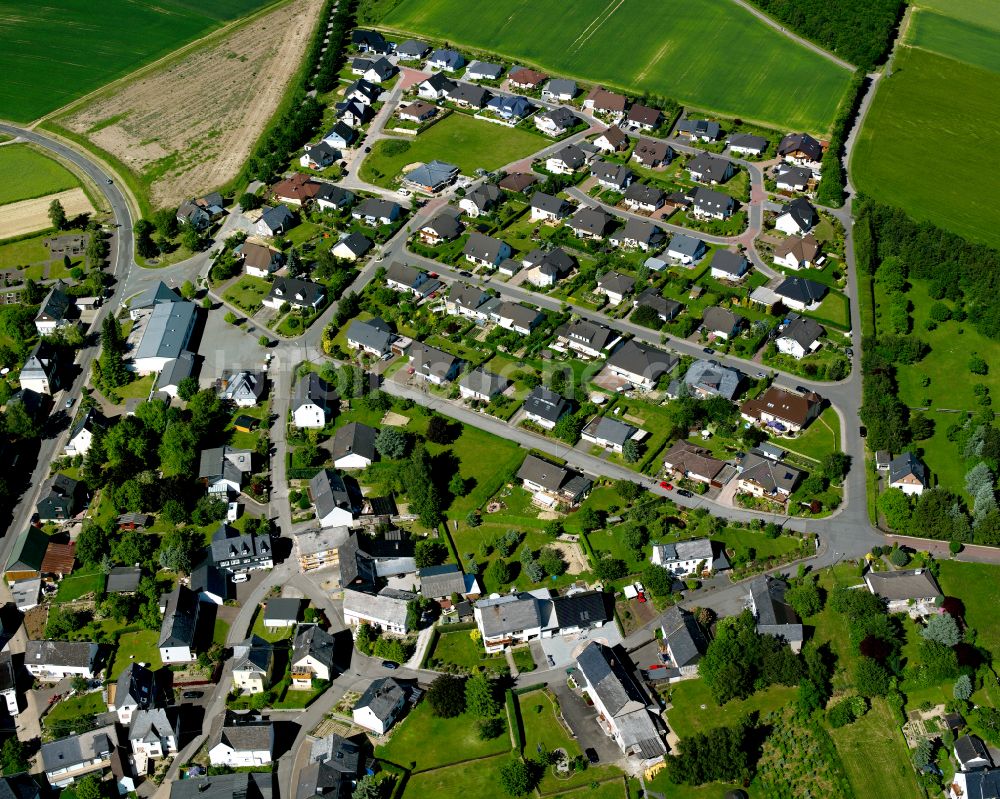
[549,681,623,766]
[539,625,623,669]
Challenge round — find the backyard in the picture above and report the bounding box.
[110,630,163,678]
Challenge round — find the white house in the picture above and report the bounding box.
[473,591,546,653]
[291,625,337,687]
[111,662,157,725]
[342,587,415,636]
[332,422,378,469]
[595,271,635,306]
[209,711,273,768]
[19,341,58,395]
[292,373,336,428]
[776,317,823,359]
[158,586,200,664]
[0,653,17,717]
[775,198,818,236]
[458,368,510,402]
[309,470,356,528]
[65,409,102,457]
[773,234,819,270]
[352,678,406,735]
[41,725,116,787]
[128,708,178,763]
[25,640,98,681]
[864,569,941,616]
[231,635,274,695]
[889,452,928,496]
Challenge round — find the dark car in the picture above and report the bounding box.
[585,748,599,765]
[182,691,203,700]
[703,347,713,354]
[859,426,867,438]
[676,489,693,498]
[364,146,372,153]
[459,270,472,277]
[382,661,399,670]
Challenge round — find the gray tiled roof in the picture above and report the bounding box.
[333,422,378,464]
[474,593,541,637]
[159,585,199,648]
[309,470,353,523]
[660,606,707,668]
[171,772,272,799]
[354,677,405,721]
[293,624,337,671]
[347,317,394,353]
[40,725,115,772]
[606,340,677,381]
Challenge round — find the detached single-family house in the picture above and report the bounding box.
[111,662,156,725]
[255,204,295,237]
[428,48,464,71]
[292,624,337,687]
[198,446,252,496]
[158,585,200,664]
[239,241,282,278]
[463,232,511,268]
[633,288,682,323]
[546,144,586,174]
[300,141,339,170]
[465,61,503,81]
[775,317,824,359]
[709,250,750,281]
[575,642,666,759]
[594,125,629,153]
[493,301,544,334]
[498,171,537,193]
[775,163,813,192]
[774,276,827,311]
[272,172,321,206]
[889,452,928,496]
[263,598,300,630]
[778,132,823,174]
[727,133,768,156]
[322,121,356,150]
[419,563,479,600]
[210,523,273,574]
[632,138,673,168]
[385,262,429,295]
[736,451,803,501]
[347,317,395,357]
[687,153,735,185]
[955,735,993,773]
[606,341,677,390]
[702,306,745,340]
[129,708,178,763]
[516,455,592,508]
[666,233,707,265]
[418,73,456,100]
[543,78,577,101]
[555,318,619,358]
[581,416,637,454]
[683,359,742,400]
[26,640,98,681]
[409,343,461,384]
[583,87,627,121]
[310,470,356,528]
[448,82,492,109]
[343,587,415,635]
[676,118,721,141]
[459,184,502,217]
[626,104,662,131]
[231,635,274,696]
[531,192,572,222]
[209,711,273,768]
[352,56,395,83]
[691,187,735,220]
[352,29,389,53]
[459,368,510,402]
[34,281,73,335]
[353,198,400,227]
[535,106,579,136]
[219,369,266,407]
[332,232,372,262]
[595,270,635,305]
[748,576,804,652]
[353,678,406,735]
[773,233,820,270]
[5,527,48,584]
[591,159,634,191]
[610,218,665,251]
[775,197,819,235]
[473,591,546,652]
[41,725,115,787]
[293,373,336,428]
[396,38,429,60]
[740,386,822,433]
[864,569,941,615]
[20,340,59,395]
[36,473,84,522]
[405,160,459,194]
[622,182,664,213]
[522,386,569,430]
[486,94,532,121]
[332,422,378,469]
[65,408,103,457]
[660,606,708,676]
[662,439,728,484]
[651,538,717,577]
[397,101,439,124]
[508,67,547,89]
[568,206,617,240]
[344,79,380,107]
[336,98,372,127]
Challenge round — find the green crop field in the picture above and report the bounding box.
[0,144,80,205]
[0,0,277,122]
[909,12,1000,73]
[853,47,1000,248]
[381,0,852,132]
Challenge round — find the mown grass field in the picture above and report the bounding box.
[854,5,1000,248]
[359,114,544,187]
[0,145,80,205]
[0,0,277,122]
[938,560,1000,661]
[381,0,851,132]
[831,699,922,799]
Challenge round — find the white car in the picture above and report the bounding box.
[398,188,411,197]
[232,573,249,584]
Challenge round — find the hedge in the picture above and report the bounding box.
[506,689,524,752]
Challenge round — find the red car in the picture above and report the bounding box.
[637,591,647,603]
[659,481,673,490]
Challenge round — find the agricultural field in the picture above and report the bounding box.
[52,0,324,207]
[0,145,81,205]
[0,0,279,122]
[853,3,1000,248]
[359,114,545,188]
[380,0,852,132]
[0,189,95,241]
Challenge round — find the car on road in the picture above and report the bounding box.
[585,748,599,765]
[182,691,203,699]
[459,270,472,277]
[676,489,693,497]
[755,371,767,378]
[106,178,113,184]
[364,146,372,153]
[658,481,673,490]
[428,272,439,279]
[381,661,399,670]
[64,397,74,408]
[703,347,713,354]
[398,188,411,197]
[546,654,555,667]
[231,573,249,584]
[859,426,867,438]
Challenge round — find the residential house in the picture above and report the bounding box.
[662,439,727,486]
[395,38,429,60]
[534,106,579,136]
[626,104,662,131]
[310,470,356,528]
[632,138,673,168]
[36,473,84,522]
[255,204,295,237]
[465,61,503,81]
[567,205,618,239]
[516,455,592,508]
[299,734,363,799]
[583,87,627,121]
[418,564,478,600]
[300,141,339,170]
[748,576,804,652]
[210,523,273,575]
[343,79,381,106]
[428,48,464,71]
[702,306,745,340]
[418,211,462,245]
[335,98,371,129]
[155,350,195,399]
[687,153,735,184]
[352,678,406,735]
[385,262,428,295]
[773,276,826,311]
[546,144,586,174]
[498,172,537,193]
[333,422,378,469]
[351,29,389,53]
[191,562,226,606]
[633,288,682,323]
[34,281,72,335]
[530,192,572,222]
[5,527,48,584]
[158,585,200,664]
[865,569,942,618]
[955,736,993,772]
[473,591,546,652]
[727,133,768,156]
[293,526,350,573]
[332,232,372,262]
[552,591,611,635]
[219,370,266,407]
[486,94,532,121]
[651,538,717,577]
[610,218,665,251]
[322,121,356,150]
[264,598,301,630]
[522,386,569,430]
[352,198,400,227]
[595,271,635,305]
[41,541,75,580]
[172,773,272,799]
[198,445,252,496]
[775,317,824,359]
[351,56,394,84]
[463,232,511,268]
[775,164,813,192]
[65,408,102,457]
[231,635,275,695]
[41,725,115,787]
[773,233,819,270]
[691,187,735,220]
[459,368,510,402]
[594,125,629,154]
[293,373,336,428]
[676,119,721,141]
[555,318,619,358]
[209,711,273,768]
[129,300,197,374]
[272,173,321,206]
[342,587,415,635]
[112,749,139,796]
[111,662,156,725]
[659,606,708,676]
[666,233,707,265]
[129,708,178,763]
[740,386,822,433]
[239,242,282,278]
[889,452,928,496]
[606,339,679,391]
[409,343,461,384]
[459,184,502,217]
[775,197,819,235]
[508,67,547,90]
[292,625,337,687]
[447,81,492,109]
[25,640,98,681]
[683,359,742,400]
[736,451,803,502]
[523,246,576,287]
[581,416,637,454]
[542,78,577,101]
[492,301,543,334]
[575,642,666,759]
[0,773,38,799]
[777,132,823,174]
[621,182,664,213]
[591,159,634,191]
[417,73,456,100]
[397,101,438,124]
[19,340,59,395]
[405,158,459,193]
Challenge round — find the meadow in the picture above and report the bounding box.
[380,0,852,132]
[0,145,80,205]
[359,114,544,187]
[0,0,277,122]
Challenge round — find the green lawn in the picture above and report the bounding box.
[853,46,1000,248]
[0,233,53,269]
[213,618,230,646]
[224,275,271,315]
[427,628,508,673]
[110,630,163,678]
[250,607,296,643]
[359,114,546,188]
[382,0,850,133]
[115,373,155,400]
[938,560,1000,661]
[44,691,107,730]
[376,701,511,770]
[0,144,81,205]
[401,755,510,799]
[777,405,841,463]
[0,0,277,122]
[54,565,105,603]
[665,679,796,739]
[831,698,922,799]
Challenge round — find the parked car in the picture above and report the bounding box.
[658,481,673,490]
[182,691,203,700]
[676,488,693,498]
[585,748,599,765]
[64,397,74,408]
[703,347,713,354]
[232,573,249,584]
[381,661,399,670]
